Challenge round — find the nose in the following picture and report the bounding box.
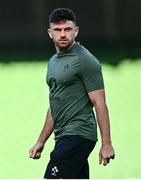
[61,30,66,37]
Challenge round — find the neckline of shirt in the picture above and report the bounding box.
[55,42,80,58]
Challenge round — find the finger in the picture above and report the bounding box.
[30,149,37,158]
[99,154,102,164]
[106,157,110,164]
[29,149,34,158]
[110,154,115,159]
[103,161,107,166]
[34,152,41,159]
[103,158,108,166]
[33,149,38,158]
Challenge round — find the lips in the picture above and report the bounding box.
[59,40,68,42]
[59,39,68,42]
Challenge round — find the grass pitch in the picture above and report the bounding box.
[0,60,141,178]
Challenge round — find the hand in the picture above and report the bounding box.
[29,141,44,159]
[99,144,115,166]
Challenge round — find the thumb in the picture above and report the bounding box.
[32,149,37,157]
[29,148,36,158]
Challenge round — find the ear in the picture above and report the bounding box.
[75,26,79,38]
[48,29,52,39]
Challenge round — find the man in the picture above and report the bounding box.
[29,8,115,179]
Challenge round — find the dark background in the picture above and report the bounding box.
[0,0,141,63]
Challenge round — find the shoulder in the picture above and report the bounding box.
[78,45,101,70]
[48,54,57,66]
[48,54,56,62]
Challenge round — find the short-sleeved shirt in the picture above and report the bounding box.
[46,42,104,141]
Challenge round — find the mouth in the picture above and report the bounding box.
[59,39,68,42]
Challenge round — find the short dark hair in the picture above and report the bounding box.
[49,8,76,25]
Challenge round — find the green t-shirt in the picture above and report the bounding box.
[46,42,104,141]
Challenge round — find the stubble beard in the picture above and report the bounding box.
[56,38,75,52]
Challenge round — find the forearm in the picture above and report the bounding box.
[88,89,115,165]
[95,103,111,146]
[37,108,54,145]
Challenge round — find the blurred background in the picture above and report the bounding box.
[0,0,141,63]
[0,0,141,179]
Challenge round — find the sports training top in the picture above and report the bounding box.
[46,42,104,141]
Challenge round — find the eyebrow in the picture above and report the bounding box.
[53,27,73,30]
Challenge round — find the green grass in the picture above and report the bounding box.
[0,60,141,178]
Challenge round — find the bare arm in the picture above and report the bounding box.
[37,108,54,144]
[88,89,115,166]
[29,108,54,159]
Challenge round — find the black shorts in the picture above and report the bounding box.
[44,135,96,179]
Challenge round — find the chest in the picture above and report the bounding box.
[47,56,80,88]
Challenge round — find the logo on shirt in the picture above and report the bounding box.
[63,64,70,72]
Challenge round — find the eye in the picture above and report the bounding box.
[54,28,61,32]
[65,27,72,32]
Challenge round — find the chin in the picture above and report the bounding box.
[59,43,70,49]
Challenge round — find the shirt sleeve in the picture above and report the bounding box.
[78,54,104,92]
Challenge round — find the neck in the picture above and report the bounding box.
[56,41,76,53]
